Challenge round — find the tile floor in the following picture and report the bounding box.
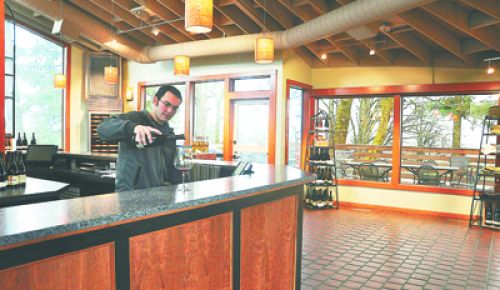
[301,207,500,290]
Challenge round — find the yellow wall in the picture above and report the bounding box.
[339,186,476,216]
[312,66,500,88]
[68,47,494,218]
[127,52,287,163]
[68,46,88,152]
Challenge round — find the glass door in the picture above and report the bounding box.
[232,99,269,163]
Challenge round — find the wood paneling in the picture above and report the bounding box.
[0,243,115,290]
[240,195,298,290]
[130,213,232,290]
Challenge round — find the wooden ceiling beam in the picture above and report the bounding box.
[254,0,294,29]
[301,0,330,15]
[293,47,327,67]
[254,0,328,64]
[399,9,475,65]
[460,0,500,20]
[72,0,162,45]
[462,39,490,54]
[87,0,176,43]
[422,1,500,52]
[382,30,432,65]
[139,0,207,41]
[112,0,192,43]
[360,39,393,64]
[287,1,360,65]
[216,4,260,33]
[469,12,500,29]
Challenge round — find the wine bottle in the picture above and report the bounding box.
[6,152,18,187]
[22,133,28,147]
[0,154,7,190]
[324,117,329,128]
[16,132,22,148]
[328,190,334,207]
[134,133,185,149]
[17,152,26,186]
[304,187,311,206]
[30,133,37,145]
[485,203,493,226]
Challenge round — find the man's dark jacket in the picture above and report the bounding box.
[97,111,178,191]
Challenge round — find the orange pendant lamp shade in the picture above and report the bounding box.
[54,74,66,88]
[185,0,213,34]
[104,66,118,84]
[174,55,190,76]
[255,37,274,64]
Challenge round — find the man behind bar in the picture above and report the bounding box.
[97,85,182,191]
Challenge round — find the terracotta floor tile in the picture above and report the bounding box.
[301,208,500,290]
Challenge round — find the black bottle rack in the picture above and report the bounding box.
[304,110,339,210]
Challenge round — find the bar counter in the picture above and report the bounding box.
[0,177,69,208]
[0,164,313,290]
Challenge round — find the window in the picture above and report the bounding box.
[144,84,186,135]
[317,97,394,182]
[4,21,66,147]
[232,76,271,92]
[193,81,225,154]
[287,87,304,168]
[401,94,497,188]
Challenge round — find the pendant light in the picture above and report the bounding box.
[185,0,213,34]
[174,55,190,76]
[104,0,118,84]
[255,0,274,64]
[54,0,66,88]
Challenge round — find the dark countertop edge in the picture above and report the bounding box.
[0,174,314,247]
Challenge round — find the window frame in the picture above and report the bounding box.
[310,81,500,196]
[2,17,70,150]
[285,80,311,169]
[138,70,277,163]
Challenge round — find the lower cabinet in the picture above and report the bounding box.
[0,244,114,290]
[0,194,300,290]
[129,213,232,290]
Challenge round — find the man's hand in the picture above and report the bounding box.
[134,125,162,146]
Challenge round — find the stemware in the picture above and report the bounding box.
[173,145,194,193]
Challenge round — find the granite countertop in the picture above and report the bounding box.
[0,178,69,198]
[0,164,313,248]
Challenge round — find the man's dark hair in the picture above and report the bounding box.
[155,85,182,102]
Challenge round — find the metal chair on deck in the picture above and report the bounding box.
[359,162,389,182]
[416,165,441,185]
[450,156,471,187]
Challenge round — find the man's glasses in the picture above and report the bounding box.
[159,99,180,111]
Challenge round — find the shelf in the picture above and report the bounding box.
[481,224,500,230]
[308,160,335,165]
[310,145,335,149]
[309,129,330,133]
[479,171,500,176]
[480,193,500,201]
[307,181,337,186]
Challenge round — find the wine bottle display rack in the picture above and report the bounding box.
[469,114,500,230]
[89,112,120,154]
[304,109,339,210]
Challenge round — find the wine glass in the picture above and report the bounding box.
[174,145,194,193]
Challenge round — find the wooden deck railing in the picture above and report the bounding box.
[335,144,491,186]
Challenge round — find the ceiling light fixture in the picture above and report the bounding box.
[255,0,274,64]
[484,57,499,75]
[320,53,327,60]
[369,49,376,56]
[174,55,190,76]
[151,26,160,36]
[105,1,118,84]
[185,0,213,34]
[54,0,66,89]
